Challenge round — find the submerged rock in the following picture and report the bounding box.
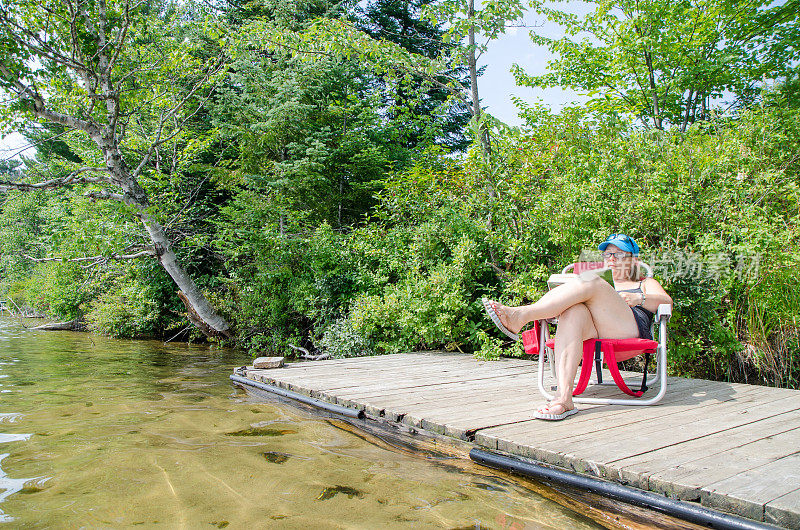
[261,451,290,464]
[224,427,297,437]
[316,485,364,501]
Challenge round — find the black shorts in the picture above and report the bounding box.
[631,306,654,340]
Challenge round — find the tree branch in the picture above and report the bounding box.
[249,34,471,111]
[0,63,101,136]
[132,57,227,178]
[108,1,131,72]
[0,168,110,192]
[0,12,92,73]
[83,188,144,209]
[22,249,156,268]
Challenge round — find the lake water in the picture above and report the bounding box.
[0,317,679,528]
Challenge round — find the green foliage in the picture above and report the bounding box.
[212,51,392,228]
[24,262,90,320]
[356,0,472,150]
[516,0,800,129]
[0,0,798,393]
[488,105,800,385]
[84,261,184,339]
[474,331,512,360]
[349,234,484,353]
[421,0,525,45]
[318,318,376,358]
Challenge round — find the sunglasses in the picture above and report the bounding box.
[605,233,635,246]
[603,251,630,260]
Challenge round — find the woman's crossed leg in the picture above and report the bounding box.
[488,276,639,416]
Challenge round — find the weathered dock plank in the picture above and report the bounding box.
[239,352,800,525]
[647,420,800,499]
[609,411,800,496]
[701,453,800,523]
[767,488,800,528]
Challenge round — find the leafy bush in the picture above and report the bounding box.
[211,105,800,389]
[318,318,375,358]
[24,262,91,320]
[85,263,182,339]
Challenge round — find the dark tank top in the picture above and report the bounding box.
[616,280,654,340]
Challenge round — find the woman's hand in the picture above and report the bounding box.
[618,292,643,307]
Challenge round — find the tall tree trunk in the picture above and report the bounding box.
[701,94,707,121]
[468,0,491,156]
[643,51,662,129]
[340,112,346,227]
[280,145,287,237]
[681,89,694,132]
[140,213,231,337]
[102,144,232,338]
[467,0,499,271]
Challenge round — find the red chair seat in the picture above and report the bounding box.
[522,327,657,398]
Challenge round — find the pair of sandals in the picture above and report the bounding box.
[481,298,578,421]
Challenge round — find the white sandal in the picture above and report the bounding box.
[534,403,578,421]
[481,298,519,341]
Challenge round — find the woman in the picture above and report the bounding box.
[483,234,672,420]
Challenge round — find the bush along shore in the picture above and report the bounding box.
[1,1,797,390]
[2,104,798,389]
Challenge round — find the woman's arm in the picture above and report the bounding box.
[639,277,672,313]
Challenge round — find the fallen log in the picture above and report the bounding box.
[288,343,330,361]
[31,319,86,331]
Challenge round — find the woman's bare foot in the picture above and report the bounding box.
[534,401,577,420]
[489,301,528,335]
[536,401,574,415]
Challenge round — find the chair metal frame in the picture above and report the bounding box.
[534,261,672,406]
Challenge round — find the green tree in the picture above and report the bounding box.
[0,0,231,336]
[420,0,525,153]
[243,0,526,154]
[212,51,393,229]
[356,0,472,151]
[516,0,800,129]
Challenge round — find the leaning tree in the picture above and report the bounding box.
[0,0,231,337]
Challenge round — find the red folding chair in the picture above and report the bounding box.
[520,261,672,406]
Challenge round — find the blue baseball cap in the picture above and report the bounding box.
[598,234,640,256]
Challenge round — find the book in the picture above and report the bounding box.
[547,268,614,289]
[547,273,576,289]
[579,267,614,285]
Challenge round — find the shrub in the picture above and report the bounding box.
[24,262,90,320]
[85,263,181,338]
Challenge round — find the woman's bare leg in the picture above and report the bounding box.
[489,276,638,340]
[488,277,640,415]
[538,303,598,414]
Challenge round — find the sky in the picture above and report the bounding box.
[476,4,590,127]
[0,132,26,163]
[0,3,587,161]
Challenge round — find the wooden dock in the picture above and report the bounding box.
[237,352,800,528]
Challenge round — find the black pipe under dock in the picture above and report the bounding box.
[233,352,800,528]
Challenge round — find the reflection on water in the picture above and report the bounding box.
[0,317,608,528]
[0,453,46,523]
[0,352,40,524]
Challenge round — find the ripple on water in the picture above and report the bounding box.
[0,414,21,424]
[0,433,31,444]
[0,454,48,523]
[0,317,617,528]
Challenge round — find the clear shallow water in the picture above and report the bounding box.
[0,317,623,528]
